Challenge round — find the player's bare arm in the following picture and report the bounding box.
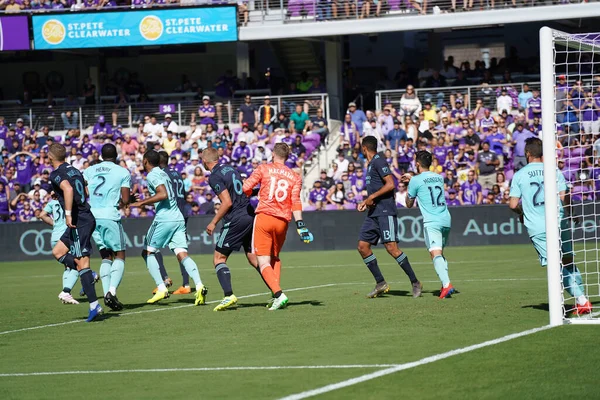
[364,174,395,208]
[119,187,131,208]
[130,184,167,208]
[207,188,232,235]
[60,179,75,228]
[39,210,54,226]
[242,166,262,196]
[405,196,415,209]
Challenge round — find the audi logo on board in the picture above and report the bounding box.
[19,229,54,256]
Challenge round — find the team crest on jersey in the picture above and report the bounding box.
[54,176,61,183]
[214,184,221,192]
[382,167,389,174]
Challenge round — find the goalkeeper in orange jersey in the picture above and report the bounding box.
[242,143,313,310]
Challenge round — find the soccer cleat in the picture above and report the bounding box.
[194,285,208,306]
[147,289,170,304]
[265,297,275,308]
[439,284,456,299]
[172,286,191,295]
[268,293,289,310]
[86,304,103,322]
[58,291,79,305]
[367,281,390,298]
[152,279,174,294]
[575,301,592,316]
[412,281,423,298]
[213,295,238,311]
[104,292,124,311]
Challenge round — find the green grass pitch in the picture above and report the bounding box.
[0,245,598,399]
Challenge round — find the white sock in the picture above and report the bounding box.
[89,300,99,310]
[442,282,450,288]
[157,283,167,292]
[577,295,588,306]
[109,287,116,296]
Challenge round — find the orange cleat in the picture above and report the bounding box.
[439,284,456,299]
[575,301,592,316]
[152,279,173,294]
[172,286,191,295]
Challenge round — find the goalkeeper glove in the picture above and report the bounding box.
[296,220,313,244]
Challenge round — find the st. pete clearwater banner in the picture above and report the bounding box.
[32,6,237,50]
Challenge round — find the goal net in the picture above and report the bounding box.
[540,27,600,325]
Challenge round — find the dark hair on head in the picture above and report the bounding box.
[361,136,378,152]
[525,137,543,159]
[415,150,433,169]
[158,150,169,167]
[101,143,118,161]
[143,150,160,167]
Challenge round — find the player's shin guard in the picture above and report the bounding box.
[259,264,282,295]
[179,262,190,287]
[62,268,79,293]
[363,254,384,283]
[109,258,125,295]
[433,255,450,287]
[395,252,418,283]
[562,265,587,304]
[99,259,112,296]
[79,268,99,305]
[215,263,233,296]
[181,256,203,287]
[145,253,165,287]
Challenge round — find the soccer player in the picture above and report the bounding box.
[48,143,102,322]
[508,137,591,315]
[40,192,80,305]
[203,147,258,311]
[83,144,131,311]
[357,136,421,299]
[401,151,455,299]
[131,150,207,305]
[242,143,313,311]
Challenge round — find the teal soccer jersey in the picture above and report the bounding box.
[147,167,184,223]
[509,162,567,238]
[83,161,131,221]
[44,199,67,245]
[407,171,451,228]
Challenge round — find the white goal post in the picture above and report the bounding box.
[540,27,600,325]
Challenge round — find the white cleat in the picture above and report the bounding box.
[58,291,79,305]
[268,293,289,311]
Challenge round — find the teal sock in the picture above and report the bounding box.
[562,265,585,298]
[99,259,112,297]
[62,268,79,292]
[433,255,450,287]
[109,258,125,295]
[181,256,202,287]
[146,253,164,286]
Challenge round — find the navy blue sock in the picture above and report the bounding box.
[363,254,384,283]
[179,262,190,287]
[396,252,418,283]
[155,252,168,281]
[79,269,98,303]
[215,263,233,296]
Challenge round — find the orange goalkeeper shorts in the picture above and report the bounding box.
[252,213,289,257]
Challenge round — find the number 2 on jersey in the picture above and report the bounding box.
[93,176,106,197]
[268,177,289,202]
[530,181,545,206]
[428,186,445,207]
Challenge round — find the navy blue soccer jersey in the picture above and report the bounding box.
[208,163,254,223]
[50,162,93,224]
[163,167,187,217]
[366,154,396,217]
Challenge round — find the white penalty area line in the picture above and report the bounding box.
[278,325,555,400]
[0,364,400,378]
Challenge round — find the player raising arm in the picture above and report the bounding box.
[401,151,455,299]
[357,136,421,299]
[131,150,207,306]
[508,137,591,315]
[40,192,80,305]
[242,143,313,310]
[203,147,258,311]
[48,143,102,322]
[83,144,131,312]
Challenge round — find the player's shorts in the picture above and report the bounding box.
[51,227,67,248]
[423,224,451,252]
[252,213,288,257]
[359,215,398,245]
[92,219,126,252]
[216,214,254,256]
[531,219,573,267]
[144,220,188,253]
[60,219,96,258]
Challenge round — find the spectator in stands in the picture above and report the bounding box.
[459,171,482,205]
[399,85,421,121]
[112,89,130,126]
[580,91,600,135]
[60,94,79,129]
[289,104,310,135]
[512,122,536,170]
[197,96,216,129]
[326,181,345,210]
[518,83,533,109]
[258,96,277,132]
[238,95,258,128]
[164,113,178,134]
[386,120,407,151]
[143,115,164,146]
[496,87,512,114]
[477,141,499,190]
[92,116,112,141]
[308,180,327,211]
[296,72,313,93]
[526,90,542,124]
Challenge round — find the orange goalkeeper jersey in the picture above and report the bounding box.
[242,162,303,222]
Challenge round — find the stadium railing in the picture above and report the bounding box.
[0,92,330,132]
